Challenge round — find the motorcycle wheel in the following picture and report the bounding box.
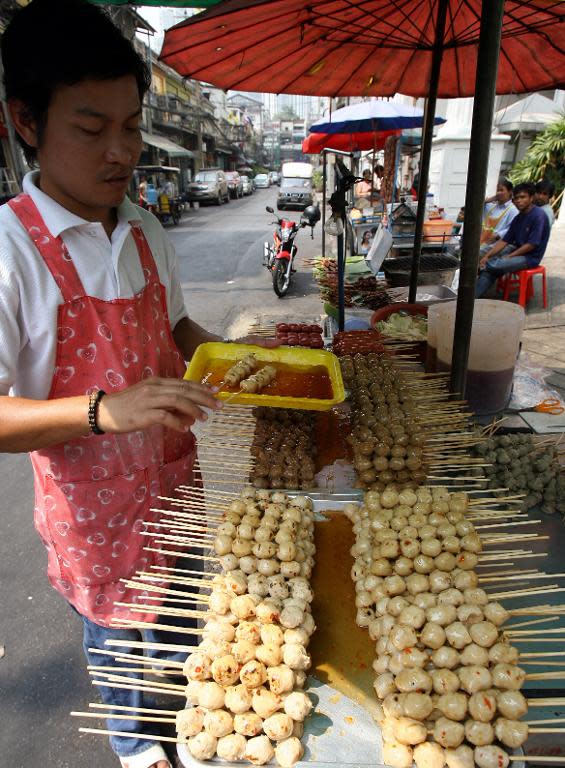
[172,207,180,225]
[272,260,290,297]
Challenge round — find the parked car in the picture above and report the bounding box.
[269,171,280,186]
[254,173,270,189]
[186,169,229,205]
[240,175,253,195]
[277,177,314,210]
[225,171,244,199]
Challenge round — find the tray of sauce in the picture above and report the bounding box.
[185,342,345,411]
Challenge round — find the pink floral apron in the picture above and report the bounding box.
[8,194,197,627]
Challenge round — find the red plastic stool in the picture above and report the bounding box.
[499,266,547,308]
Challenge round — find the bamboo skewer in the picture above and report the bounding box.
[79,727,183,742]
[109,618,204,635]
[105,639,195,653]
[113,602,207,619]
[120,578,209,602]
[91,681,186,698]
[87,665,180,675]
[90,670,185,691]
[73,711,176,724]
[89,702,179,716]
[88,648,184,668]
[143,546,219,561]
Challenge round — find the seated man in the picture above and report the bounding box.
[535,178,555,228]
[476,182,550,299]
[479,177,518,256]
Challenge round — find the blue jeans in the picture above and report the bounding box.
[476,248,530,298]
[78,563,201,758]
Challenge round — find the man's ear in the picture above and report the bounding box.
[8,99,38,148]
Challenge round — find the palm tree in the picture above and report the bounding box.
[509,115,565,198]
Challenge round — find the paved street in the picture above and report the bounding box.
[170,186,323,337]
[0,188,323,768]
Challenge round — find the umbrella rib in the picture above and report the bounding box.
[498,40,530,94]
[161,2,304,61]
[353,0,432,46]
[500,1,565,37]
[453,0,481,44]
[308,4,427,48]
[506,32,564,88]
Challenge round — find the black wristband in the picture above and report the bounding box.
[88,390,106,435]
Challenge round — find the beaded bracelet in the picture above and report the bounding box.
[88,390,106,435]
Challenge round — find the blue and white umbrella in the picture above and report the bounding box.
[310,101,446,135]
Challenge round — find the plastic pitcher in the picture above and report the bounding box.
[426,302,453,373]
[435,299,525,414]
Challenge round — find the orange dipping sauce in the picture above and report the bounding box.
[204,359,334,400]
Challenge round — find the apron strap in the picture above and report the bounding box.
[8,194,86,302]
[129,222,161,285]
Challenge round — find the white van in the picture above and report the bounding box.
[278,162,314,210]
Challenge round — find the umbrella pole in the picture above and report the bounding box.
[337,225,345,332]
[322,152,327,259]
[408,0,449,303]
[372,120,376,203]
[450,0,505,398]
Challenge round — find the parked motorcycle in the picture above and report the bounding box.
[263,205,320,297]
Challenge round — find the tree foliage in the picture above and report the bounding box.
[275,106,300,121]
[509,115,565,197]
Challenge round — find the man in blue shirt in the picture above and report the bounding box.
[476,182,550,298]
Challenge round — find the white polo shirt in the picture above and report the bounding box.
[0,171,188,399]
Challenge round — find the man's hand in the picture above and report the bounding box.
[97,377,221,434]
[479,255,489,270]
[234,335,282,348]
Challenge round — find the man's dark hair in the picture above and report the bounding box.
[513,182,536,197]
[498,177,513,192]
[536,178,555,197]
[2,0,151,164]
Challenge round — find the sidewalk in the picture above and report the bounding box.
[519,214,565,398]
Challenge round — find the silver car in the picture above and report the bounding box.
[254,173,270,189]
[187,169,229,205]
[240,175,253,195]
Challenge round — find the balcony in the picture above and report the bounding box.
[147,92,199,133]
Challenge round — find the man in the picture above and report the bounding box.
[535,178,555,228]
[0,2,272,767]
[476,182,550,298]
[479,178,518,256]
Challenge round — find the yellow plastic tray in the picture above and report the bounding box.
[184,342,345,411]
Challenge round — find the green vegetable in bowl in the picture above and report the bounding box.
[375,312,427,341]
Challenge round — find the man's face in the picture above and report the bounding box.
[513,191,534,212]
[535,190,550,206]
[496,184,512,204]
[35,76,143,221]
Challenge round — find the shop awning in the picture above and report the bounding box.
[141,130,195,159]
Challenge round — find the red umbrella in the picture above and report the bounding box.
[161,0,565,98]
[302,129,400,154]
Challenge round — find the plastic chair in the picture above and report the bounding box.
[497,266,547,308]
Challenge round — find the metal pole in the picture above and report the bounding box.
[408,0,449,302]
[337,226,345,332]
[450,0,505,397]
[322,152,327,258]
